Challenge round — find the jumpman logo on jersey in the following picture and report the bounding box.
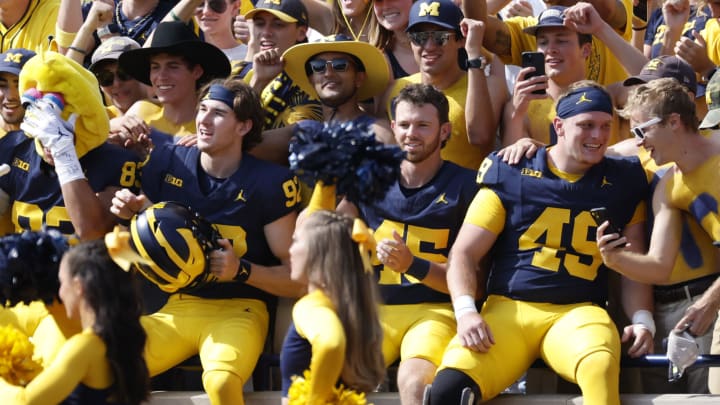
[576,92,592,104]
[235,190,247,202]
[601,176,612,188]
[436,193,449,204]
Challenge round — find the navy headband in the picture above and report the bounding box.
[203,84,235,109]
[556,87,613,119]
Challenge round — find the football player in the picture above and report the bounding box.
[111,78,301,405]
[0,51,140,369]
[429,82,653,405]
[333,83,478,405]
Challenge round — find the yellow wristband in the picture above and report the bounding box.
[54,26,77,48]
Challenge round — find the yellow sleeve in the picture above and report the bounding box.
[703,19,720,66]
[0,331,105,405]
[464,187,506,235]
[293,291,346,403]
[503,17,538,66]
[628,200,647,227]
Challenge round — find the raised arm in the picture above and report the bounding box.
[564,2,648,75]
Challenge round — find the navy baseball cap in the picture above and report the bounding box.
[623,55,700,96]
[0,48,35,76]
[523,6,568,36]
[406,0,464,33]
[245,0,308,26]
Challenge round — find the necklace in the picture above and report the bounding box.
[338,0,372,41]
[114,1,158,42]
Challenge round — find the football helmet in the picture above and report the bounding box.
[128,202,220,293]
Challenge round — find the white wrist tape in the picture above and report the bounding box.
[52,145,85,185]
[453,294,478,321]
[632,309,656,337]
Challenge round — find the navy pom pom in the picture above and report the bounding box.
[289,118,405,204]
[0,230,69,306]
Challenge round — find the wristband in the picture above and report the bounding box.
[53,147,85,185]
[67,46,87,55]
[631,25,647,31]
[405,256,430,281]
[453,294,478,321]
[170,11,182,22]
[234,258,252,282]
[54,26,77,48]
[632,309,656,337]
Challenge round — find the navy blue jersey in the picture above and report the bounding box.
[140,144,299,300]
[645,6,710,59]
[279,321,312,396]
[480,149,649,305]
[357,161,478,304]
[0,131,140,236]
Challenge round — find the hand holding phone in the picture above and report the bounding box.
[521,51,546,95]
[590,207,627,248]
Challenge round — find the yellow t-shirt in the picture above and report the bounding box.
[638,146,718,284]
[668,153,720,243]
[132,100,195,137]
[503,0,633,85]
[388,73,486,170]
[0,0,59,53]
[701,18,720,66]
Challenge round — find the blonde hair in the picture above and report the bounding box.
[621,77,698,130]
[300,210,385,392]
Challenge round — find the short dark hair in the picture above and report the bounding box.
[392,83,450,124]
[391,83,450,147]
[198,78,265,150]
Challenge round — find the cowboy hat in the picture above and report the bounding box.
[118,21,230,86]
[282,35,390,101]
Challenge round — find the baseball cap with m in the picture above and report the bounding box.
[624,55,699,95]
[406,0,464,34]
[245,0,308,26]
[0,48,35,76]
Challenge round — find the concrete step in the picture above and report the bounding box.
[148,391,720,404]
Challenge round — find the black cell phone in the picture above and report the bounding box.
[590,207,627,247]
[521,51,546,95]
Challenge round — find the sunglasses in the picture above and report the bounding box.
[308,58,352,74]
[630,116,662,139]
[195,0,228,14]
[94,68,132,87]
[407,31,454,47]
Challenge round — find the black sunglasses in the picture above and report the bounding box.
[407,31,454,47]
[308,58,352,74]
[195,0,229,14]
[95,68,132,87]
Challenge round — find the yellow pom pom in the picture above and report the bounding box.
[0,325,43,386]
[287,369,371,405]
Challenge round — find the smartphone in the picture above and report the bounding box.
[521,51,546,95]
[590,207,627,248]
